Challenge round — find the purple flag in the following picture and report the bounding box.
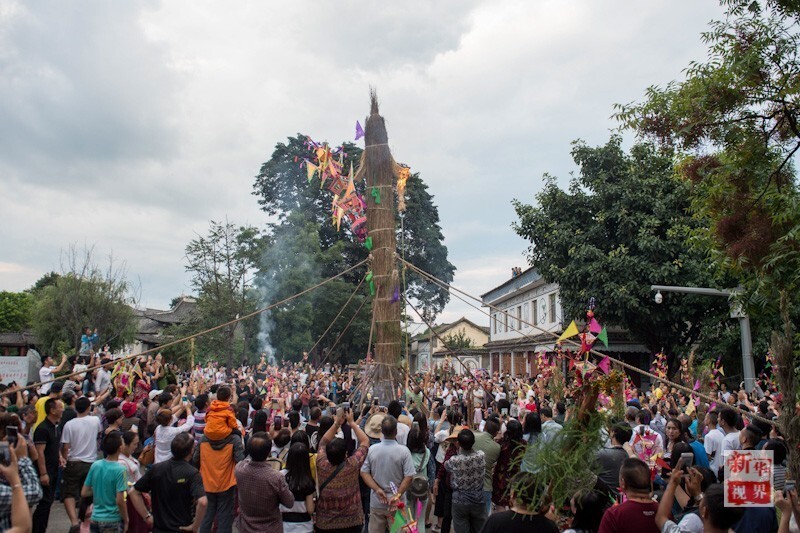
[355,120,365,141]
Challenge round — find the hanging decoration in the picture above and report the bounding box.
[396,164,411,212]
[650,351,668,381]
[679,357,691,385]
[759,350,776,391]
[709,356,725,390]
[304,137,369,242]
[556,299,619,395]
[366,271,376,296]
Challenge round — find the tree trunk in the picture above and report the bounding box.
[774,291,800,478]
[363,91,402,404]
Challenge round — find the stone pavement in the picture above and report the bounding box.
[45,504,71,532]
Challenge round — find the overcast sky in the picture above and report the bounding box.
[1,0,725,328]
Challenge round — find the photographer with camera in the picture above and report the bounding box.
[0,421,42,532]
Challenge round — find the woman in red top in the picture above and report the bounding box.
[492,419,526,509]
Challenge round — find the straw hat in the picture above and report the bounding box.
[397,414,413,428]
[445,425,468,441]
[365,412,387,440]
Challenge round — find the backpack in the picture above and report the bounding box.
[407,448,430,499]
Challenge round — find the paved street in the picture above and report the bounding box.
[44,505,71,532]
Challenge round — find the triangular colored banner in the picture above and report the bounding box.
[597,356,611,375]
[558,321,579,342]
[597,327,609,348]
[589,317,602,334]
[389,511,407,533]
[306,161,318,182]
[355,120,365,141]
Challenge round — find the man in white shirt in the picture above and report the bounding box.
[94,359,113,395]
[704,411,725,474]
[38,353,67,394]
[719,408,741,473]
[61,396,102,530]
[388,401,410,445]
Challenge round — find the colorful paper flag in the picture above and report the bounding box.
[589,317,602,334]
[389,511,407,533]
[558,321,579,342]
[306,161,318,182]
[355,120,364,141]
[597,327,609,348]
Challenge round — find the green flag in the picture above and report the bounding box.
[389,511,407,533]
[597,327,609,348]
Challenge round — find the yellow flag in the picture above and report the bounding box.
[306,162,318,182]
[719,367,725,376]
[558,321,579,342]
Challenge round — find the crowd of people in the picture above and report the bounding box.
[0,342,795,533]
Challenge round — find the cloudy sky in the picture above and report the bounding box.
[1,0,725,328]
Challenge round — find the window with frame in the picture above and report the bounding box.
[549,293,557,323]
[532,301,538,326]
[517,306,522,330]
[504,312,509,332]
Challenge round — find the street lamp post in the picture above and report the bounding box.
[650,284,756,393]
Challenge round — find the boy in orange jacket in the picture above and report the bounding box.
[203,385,240,440]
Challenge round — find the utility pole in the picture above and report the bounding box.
[650,284,755,392]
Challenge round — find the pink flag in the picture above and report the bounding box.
[589,317,602,334]
[598,356,611,374]
[693,379,701,391]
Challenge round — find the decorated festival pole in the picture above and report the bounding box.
[363,91,402,404]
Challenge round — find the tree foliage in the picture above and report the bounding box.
[252,135,455,363]
[31,247,136,354]
[513,137,729,358]
[0,292,34,332]
[442,330,474,350]
[615,4,800,311]
[179,220,264,368]
[616,0,800,474]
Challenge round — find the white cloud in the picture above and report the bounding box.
[0,0,725,318]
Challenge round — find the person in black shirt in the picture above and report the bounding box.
[481,472,558,533]
[32,397,63,533]
[59,391,77,433]
[130,432,207,532]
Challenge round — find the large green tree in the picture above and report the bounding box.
[513,137,730,359]
[31,247,136,354]
[178,220,265,368]
[0,292,34,332]
[252,135,455,363]
[616,0,800,473]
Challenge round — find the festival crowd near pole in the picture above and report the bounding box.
[0,95,796,533]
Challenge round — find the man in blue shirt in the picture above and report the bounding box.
[81,432,128,533]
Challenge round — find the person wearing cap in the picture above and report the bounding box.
[361,414,415,533]
[120,401,143,447]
